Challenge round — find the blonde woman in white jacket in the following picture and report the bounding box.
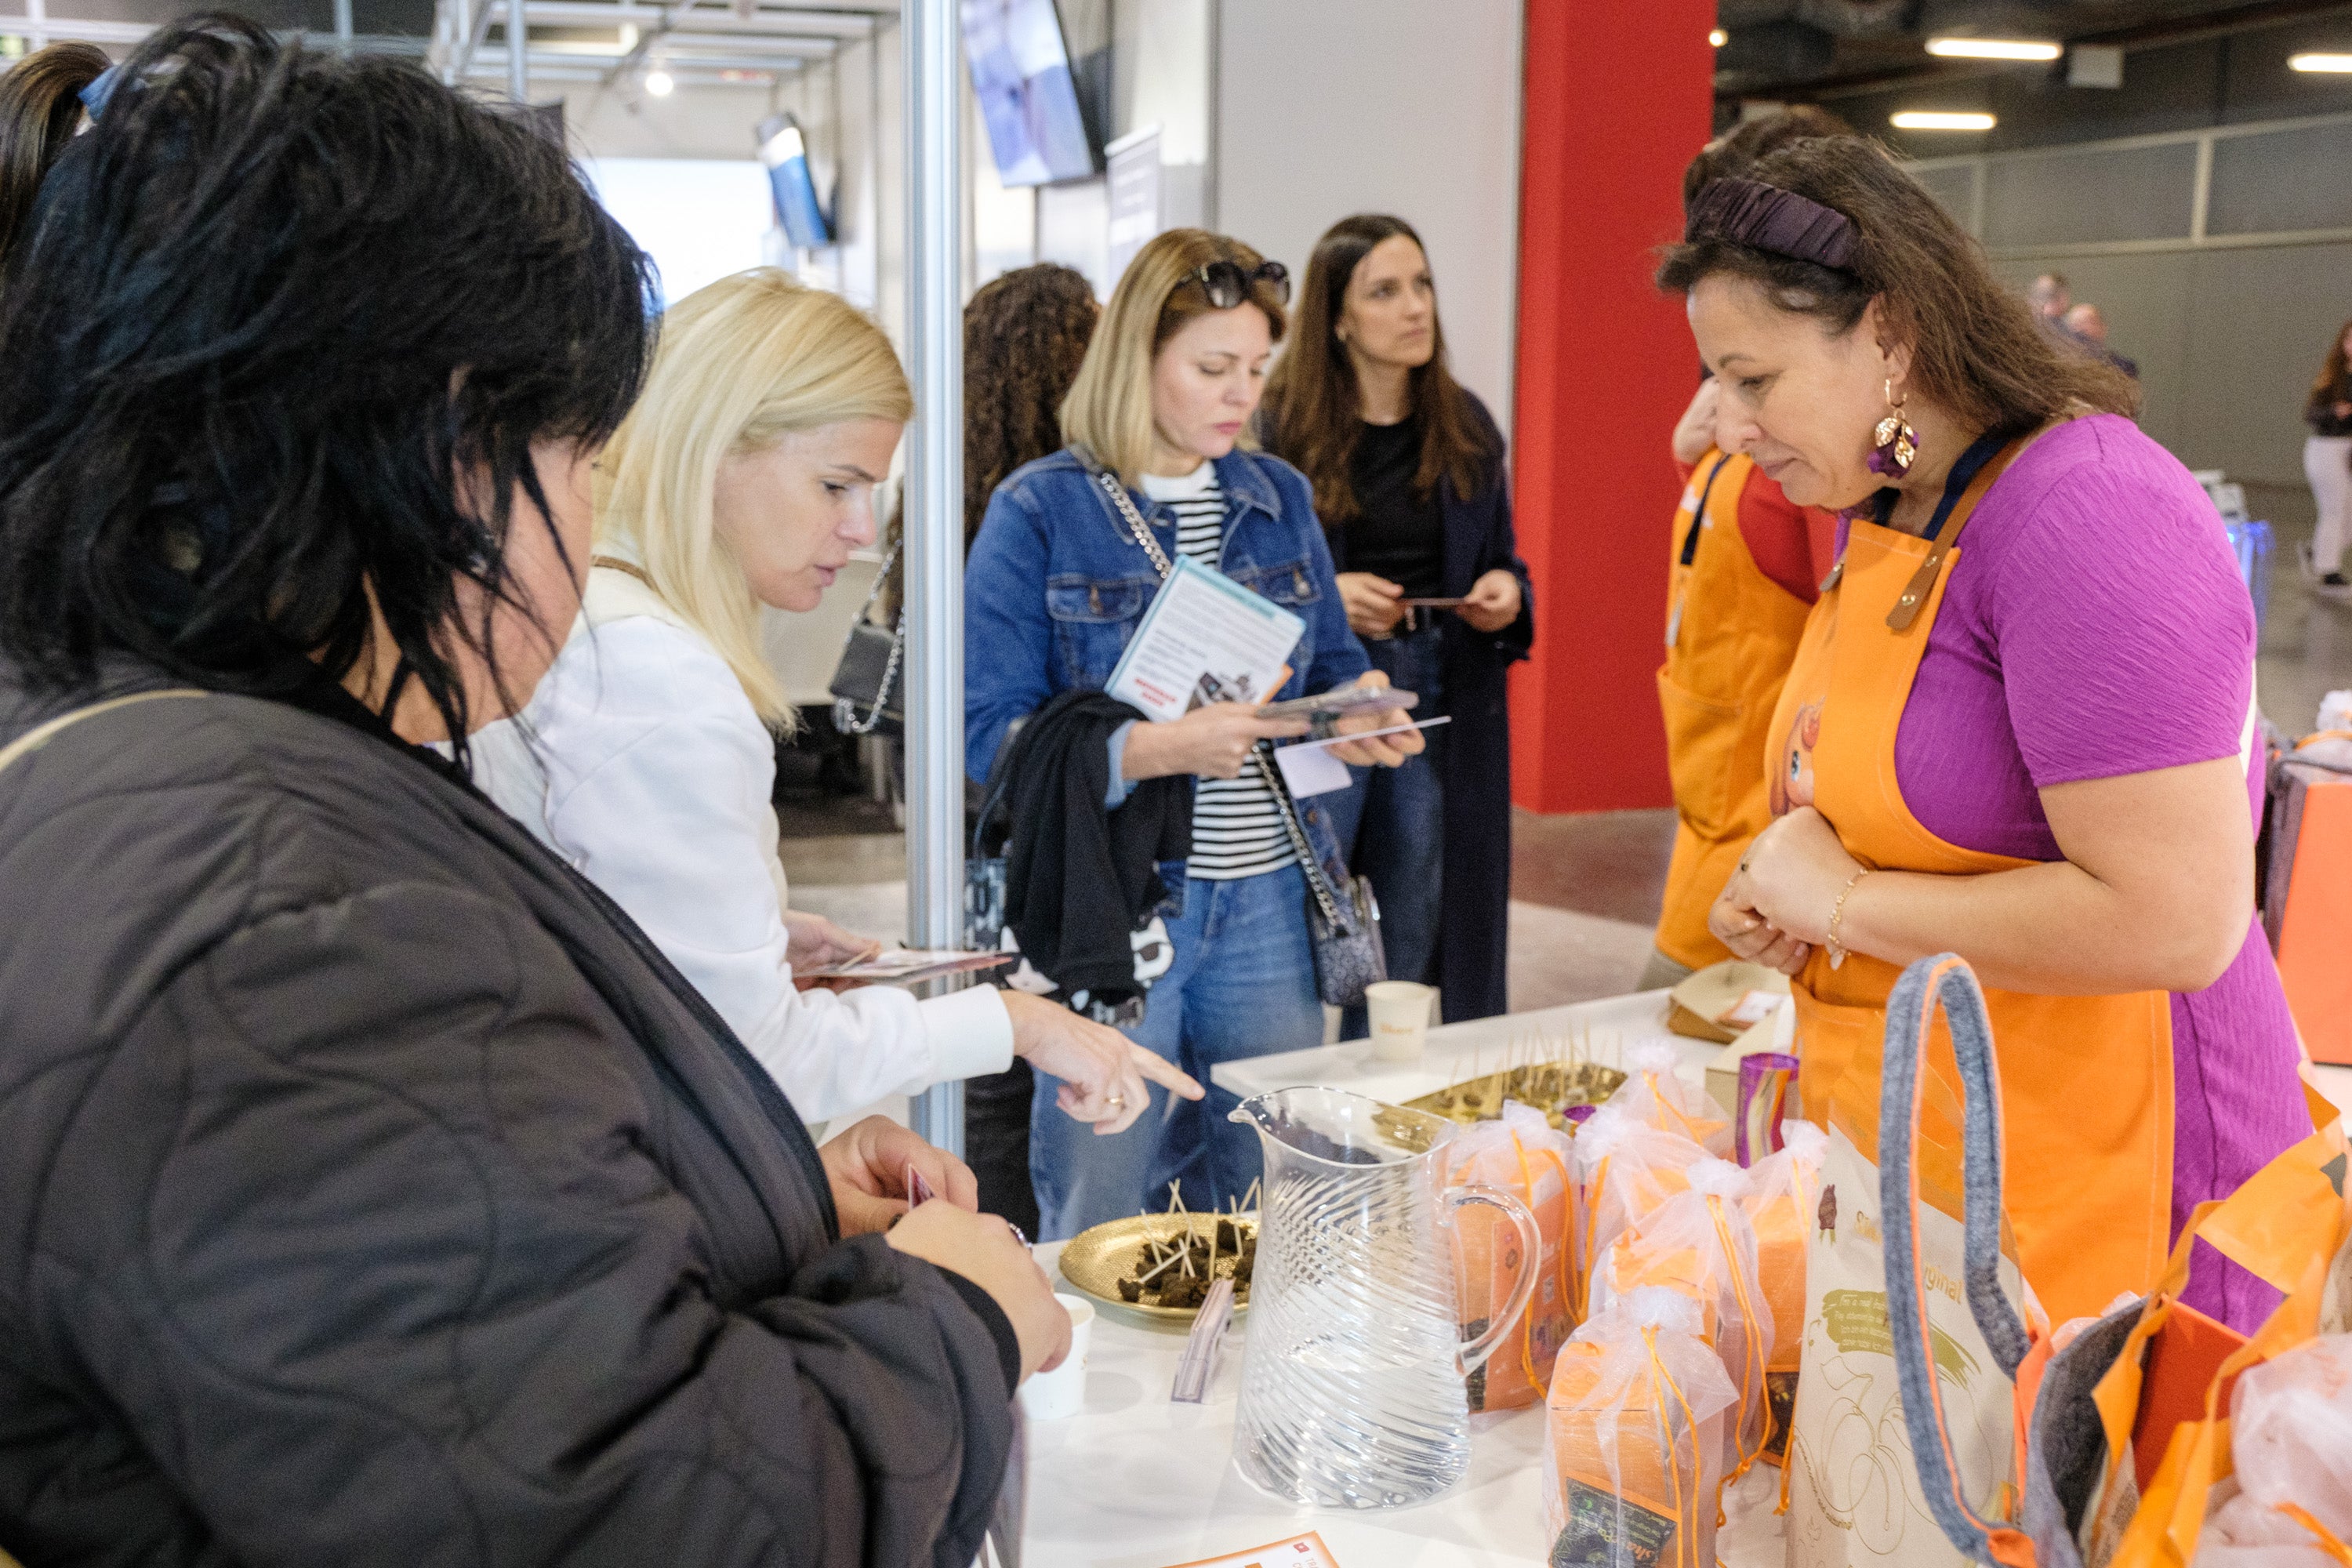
[472,269,1198,1134]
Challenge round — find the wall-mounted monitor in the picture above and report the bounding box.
[961,0,1098,187]
[756,114,833,249]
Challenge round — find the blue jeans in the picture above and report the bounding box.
[1028,862,1325,1239]
[1330,622,1447,1036]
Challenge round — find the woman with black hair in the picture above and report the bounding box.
[1258,214,1534,1027]
[0,19,1054,1563]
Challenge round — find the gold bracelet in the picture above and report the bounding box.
[1825,866,1873,970]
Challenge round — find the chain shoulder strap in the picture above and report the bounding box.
[837,536,906,736]
[1074,447,1176,578]
[1249,742,1348,930]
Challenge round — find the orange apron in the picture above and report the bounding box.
[1767,437,2174,1326]
[1655,450,1818,971]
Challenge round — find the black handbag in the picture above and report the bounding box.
[1072,445,1388,1010]
[828,539,903,737]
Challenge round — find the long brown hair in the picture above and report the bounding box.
[0,41,111,269]
[964,262,1098,548]
[1259,214,1493,522]
[2311,319,2352,405]
[1657,137,2138,434]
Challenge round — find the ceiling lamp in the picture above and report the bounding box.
[2288,53,2352,72]
[1891,111,1996,130]
[644,67,676,96]
[1709,27,1728,47]
[1926,38,2061,61]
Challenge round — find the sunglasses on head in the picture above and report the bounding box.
[1182,258,1290,310]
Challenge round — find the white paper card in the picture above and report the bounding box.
[1105,555,1304,723]
[1274,742,1352,798]
[1159,1532,1341,1568]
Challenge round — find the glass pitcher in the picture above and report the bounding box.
[1229,1087,1540,1509]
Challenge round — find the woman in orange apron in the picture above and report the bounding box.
[1646,377,1838,988]
[1657,138,2311,1330]
[1646,108,1848,989]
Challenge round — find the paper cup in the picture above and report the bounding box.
[1016,1293,1094,1420]
[1365,980,1437,1062]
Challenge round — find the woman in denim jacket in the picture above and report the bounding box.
[966,229,1421,1238]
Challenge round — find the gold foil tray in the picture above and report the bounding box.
[1058,1212,1254,1328]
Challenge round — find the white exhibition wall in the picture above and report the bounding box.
[565,1,1529,445]
[581,158,779,310]
[1213,0,1526,432]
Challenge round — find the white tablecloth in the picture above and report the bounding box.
[1210,987,1715,1103]
[1018,990,1788,1566]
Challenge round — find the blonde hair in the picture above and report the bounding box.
[597,268,913,724]
[1058,228,1287,486]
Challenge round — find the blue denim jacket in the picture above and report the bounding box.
[964,445,1370,887]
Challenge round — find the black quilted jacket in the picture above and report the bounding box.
[0,667,1015,1567]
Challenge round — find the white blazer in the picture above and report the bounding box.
[468,564,1013,1123]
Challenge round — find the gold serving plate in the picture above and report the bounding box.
[1058,1212,1256,1327]
[1404,1062,1626,1130]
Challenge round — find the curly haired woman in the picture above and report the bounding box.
[945,263,1102,1233]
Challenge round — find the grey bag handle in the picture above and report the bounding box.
[1880,952,2034,1563]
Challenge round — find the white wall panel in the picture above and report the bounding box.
[1213,0,1524,433]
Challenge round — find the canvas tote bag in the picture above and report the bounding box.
[1788,954,2034,1568]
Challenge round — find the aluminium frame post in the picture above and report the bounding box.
[902,0,964,1156]
[507,0,527,100]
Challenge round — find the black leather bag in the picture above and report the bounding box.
[827,540,903,737]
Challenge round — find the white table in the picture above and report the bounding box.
[1019,990,1786,1566]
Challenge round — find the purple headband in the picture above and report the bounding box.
[1686,176,1857,273]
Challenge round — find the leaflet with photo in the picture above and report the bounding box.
[1105,555,1304,724]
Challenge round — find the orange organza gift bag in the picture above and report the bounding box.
[1591,1157,1775,1480]
[1738,1116,1826,1465]
[1544,1287,1739,1568]
[1573,1105,1708,1320]
[1444,1102,1577,1412]
[1610,1040,1733,1157]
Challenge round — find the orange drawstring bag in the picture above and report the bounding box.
[1544,1287,1739,1568]
[1738,1117,1827,1465]
[1591,1157,1777,1483]
[1443,1102,1578,1412]
[1609,1040,1733,1157]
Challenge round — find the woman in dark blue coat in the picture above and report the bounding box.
[1259,214,1535,1025]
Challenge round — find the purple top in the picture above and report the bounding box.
[1882,415,2307,1331]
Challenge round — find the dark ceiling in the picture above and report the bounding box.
[1719,0,2347,92]
[1718,0,2352,148]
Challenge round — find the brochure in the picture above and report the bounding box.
[1105,555,1304,723]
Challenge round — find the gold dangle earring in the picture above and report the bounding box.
[1869,379,1918,478]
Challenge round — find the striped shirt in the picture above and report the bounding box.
[1139,464,1296,880]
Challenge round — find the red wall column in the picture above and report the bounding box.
[1511,0,1717,813]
